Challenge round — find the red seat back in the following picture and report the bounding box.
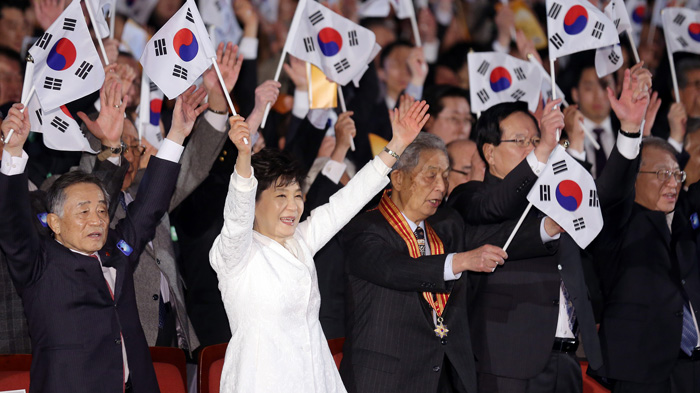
[149,347,187,393]
[0,354,32,391]
[199,343,228,393]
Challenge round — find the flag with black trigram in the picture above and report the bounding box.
[604,0,632,35]
[285,0,381,86]
[527,145,603,248]
[545,0,619,59]
[86,0,113,38]
[595,44,624,77]
[140,0,217,98]
[28,0,105,111]
[200,0,243,48]
[662,7,700,55]
[467,51,542,113]
[651,0,700,28]
[26,94,98,153]
[137,72,166,149]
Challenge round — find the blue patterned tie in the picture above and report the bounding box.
[561,280,579,335]
[414,227,425,256]
[681,303,698,356]
[119,191,128,212]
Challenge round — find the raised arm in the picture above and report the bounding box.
[298,96,430,254]
[208,116,255,277]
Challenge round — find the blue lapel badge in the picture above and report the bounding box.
[691,213,699,230]
[36,212,48,227]
[117,240,133,256]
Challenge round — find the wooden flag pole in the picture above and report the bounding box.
[4,56,36,144]
[407,0,422,47]
[3,87,36,144]
[138,72,148,142]
[109,0,117,39]
[503,203,533,252]
[626,29,640,64]
[549,57,560,141]
[662,12,681,103]
[336,85,355,151]
[85,0,110,65]
[210,58,245,143]
[260,50,287,130]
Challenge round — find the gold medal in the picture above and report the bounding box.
[434,317,449,338]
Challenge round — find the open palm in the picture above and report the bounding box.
[390,95,430,148]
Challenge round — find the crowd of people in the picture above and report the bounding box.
[0,0,699,392]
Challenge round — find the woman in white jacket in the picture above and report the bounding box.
[209,97,430,392]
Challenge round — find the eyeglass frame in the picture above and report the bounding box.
[499,135,541,148]
[124,143,146,155]
[638,169,687,183]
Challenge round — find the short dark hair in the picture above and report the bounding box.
[379,40,413,69]
[425,85,470,118]
[475,102,539,169]
[0,0,28,15]
[46,171,110,217]
[251,149,306,201]
[640,137,678,168]
[677,57,700,89]
[0,47,21,65]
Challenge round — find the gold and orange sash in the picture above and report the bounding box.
[377,190,449,317]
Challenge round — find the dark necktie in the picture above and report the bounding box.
[414,227,426,256]
[593,128,607,178]
[561,280,579,335]
[681,302,699,356]
[119,191,128,213]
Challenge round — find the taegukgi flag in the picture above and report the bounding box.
[137,74,165,149]
[200,0,243,47]
[86,0,112,38]
[545,0,619,59]
[29,0,106,112]
[626,0,647,46]
[27,94,97,153]
[468,52,543,113]
[140,0,217,99]
[662,7,700,55]
[285,0,381,86]
[594,0,629,78]
[527,145,603,249]
[651,0,700,28]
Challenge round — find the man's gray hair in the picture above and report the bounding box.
[46,171,110,217]
[677,57,700,89]
[392,132,448,172]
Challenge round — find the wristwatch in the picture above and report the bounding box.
[101,142,125,155]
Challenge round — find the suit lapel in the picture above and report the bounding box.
[644,210,671,252]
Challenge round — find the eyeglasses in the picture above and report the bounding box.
[500,135,541,148]
[450,167,471,176]
[438,115,474,127]
[638,169,686,183]
[125,144,146,155]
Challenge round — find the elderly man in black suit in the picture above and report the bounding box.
[0,79,207,393]
[341,125,508,393]
[594,135,700,392]
[447,64,652,393]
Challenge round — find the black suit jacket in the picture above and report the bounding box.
[0,157,179,393]
[448,145,638,379]
[340,207,477,393]
[594,179,700,383]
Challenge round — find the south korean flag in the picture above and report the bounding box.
[286,0,381,86]
[595,0,629,78]
[626,0,647,47]
[467,52,543,113]
[140,0,217,99]
[27,94,97,153]
[29,0,105,112]
[200,0,243,47]
[546,0,619,59]
[663,7,700,55]
[527,145,603,248]
[137,73,165,149]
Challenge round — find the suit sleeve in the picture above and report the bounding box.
[448,159,538,224]
[301,171,343,221]
[209,169,256,277]
[283,115,327,172]
[114,157,180,267]
[343,216,448,292]
[0,171,44,291]
[169,115,229,211]
[298,157,390,255]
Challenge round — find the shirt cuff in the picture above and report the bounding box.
[239,37,258,60]
[321,159,347,184]
[422,40,440,64]
[540,217,561,243]
[566,148,586,162]
[616,131,641,160]
[371,155,392,176]
[156,138,184,163]
[667,136,684,153]
[204,110,229,132]
[526,150,546,177]
[492,39,509,53]
[1,149,28,175]
[232,167,256,189]
[308,108,331,130]
[444,253,462,281]
[405,83,423,101]
[106,155,121,166]
[292,89,309,119]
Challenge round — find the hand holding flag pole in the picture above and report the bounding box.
[84,0,110,65]
[4,55,36,144]
[210,58,245,144]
